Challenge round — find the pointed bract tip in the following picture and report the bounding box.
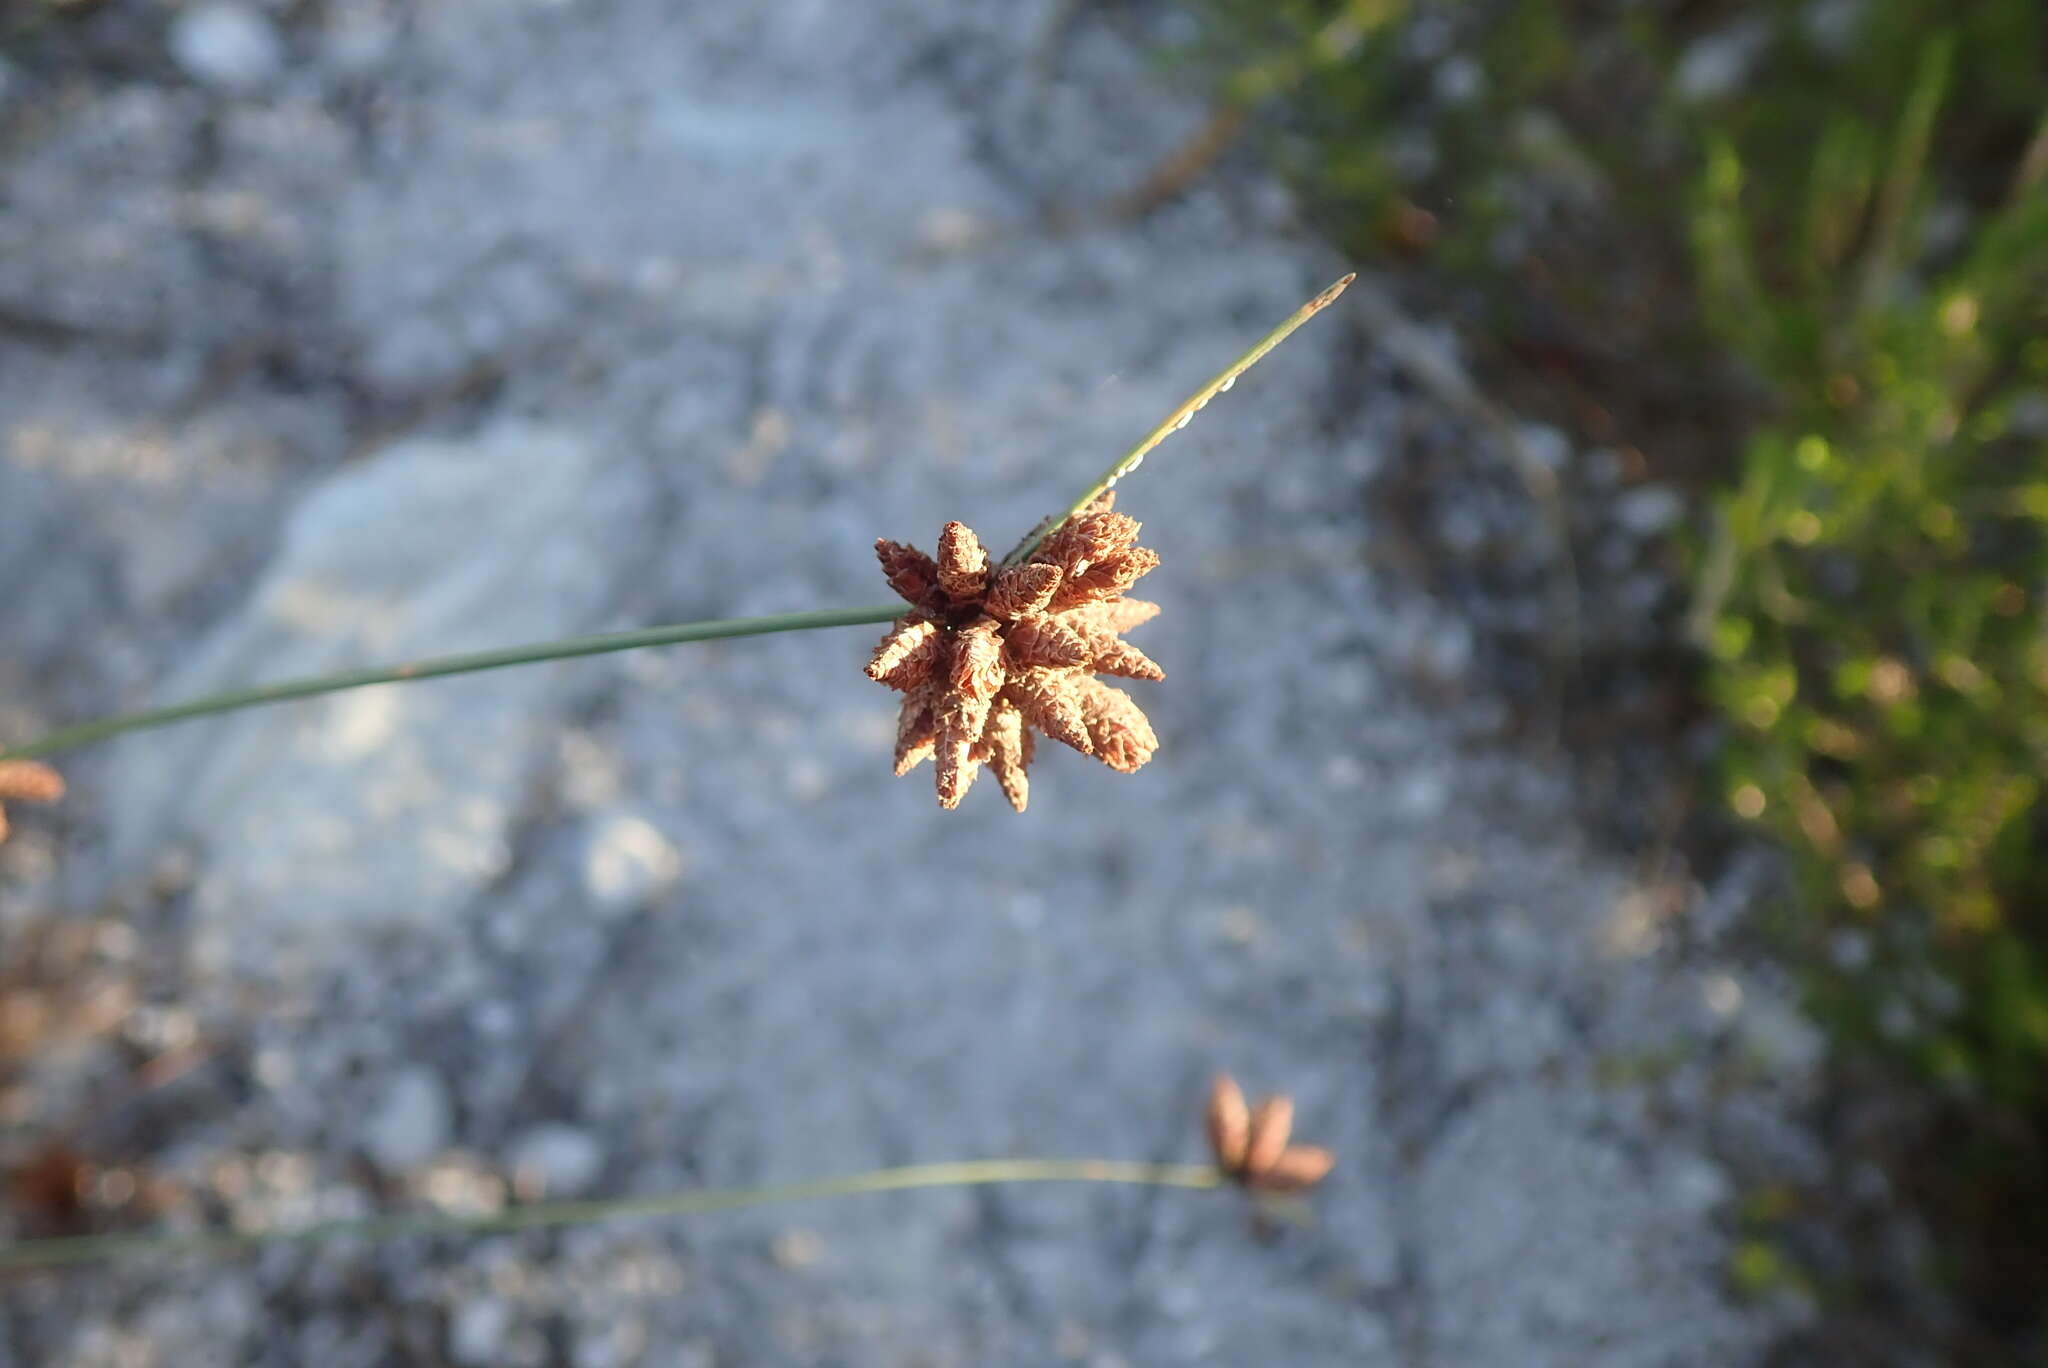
[1205,1073,1251,1173]
[1244,1095,1296,1179]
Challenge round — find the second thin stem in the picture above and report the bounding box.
[0,606,904,762]
[0,1159,1222,1269]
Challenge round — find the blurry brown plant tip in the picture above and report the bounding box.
[4,1140,176,1240]
[6,1142,90,1235]
[1204,1073,1334,1195]
[0,760,64,845]
[867,493,1163,812]
[1380,198,1440,258]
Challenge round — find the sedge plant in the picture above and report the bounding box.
[0,275,1353,1269]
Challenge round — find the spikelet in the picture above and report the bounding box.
[0,759,65,845]
[893,681,940,775]
[1257,1145,1337,1193]
[865,617,942,691]
[983,563,1062,621]
[1002,615,1089,670]
[936,522,991,602]
[1073,677,1158,773]
[875,540,944,614]
[1002,667,1095,757]
[1205,1074,1250,1173]
[1243,1096,1295,1180]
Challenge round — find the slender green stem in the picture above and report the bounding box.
[1856,31,1954,321]
[3,277,1353,762]
[1001,272,1355,567]
[0,606,904,762]
[0,1159,1222,1269]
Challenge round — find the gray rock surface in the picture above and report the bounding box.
[167,2,286,93]
[103,422,654,965]
[506,1123,606,1199]
[363,1064,456,1172]
[0,1,1815,1364]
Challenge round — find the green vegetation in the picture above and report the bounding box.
[1184,0,2048,1353]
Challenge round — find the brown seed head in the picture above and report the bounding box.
[1205,1079,1334,1195]
[867,510,1163,810]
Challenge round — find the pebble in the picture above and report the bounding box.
[1739,995,1826,1079]
[169,3,286,93]
[1664,1153,1733,1217]
[1517,422,1572,473]
[581,810,683,911]
[1432,55,1484,105]
[362,1065,453,1171]
[323,9,398,77]
[573,1318,647,1368]
[1674,20,1769,102]
[1614,484,1687,538]
[448,1297,513,1367]
[506,1123,605,1198]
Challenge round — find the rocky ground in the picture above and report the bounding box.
[0,1,1820,1363]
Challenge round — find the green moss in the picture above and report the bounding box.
[1184,0,2048,1350]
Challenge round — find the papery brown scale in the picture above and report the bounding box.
[1002,668,1094,756]
[948,617,1005,702]
[1243,1096,1295,1182]
[968,707,1001,765]
[875,540,942,610]
[984,563,1062,621]
[864,617,941,691]
[937,522,990,602]
[1003,615,1089,669]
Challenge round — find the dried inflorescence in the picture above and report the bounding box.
[866,494,1163,811]
[1204,1073,1334,1194]
[0,759,65,845]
